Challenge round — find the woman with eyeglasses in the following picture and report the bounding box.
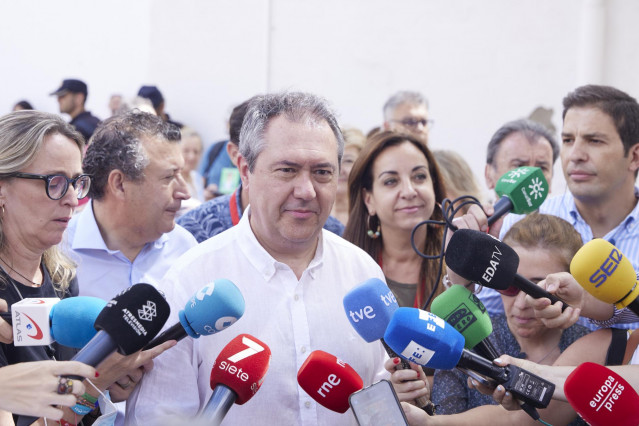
[431,214,591,420]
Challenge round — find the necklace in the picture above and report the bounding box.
[0,255,42,287]
[531,345,559,365]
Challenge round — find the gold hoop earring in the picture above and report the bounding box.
[367,215,381,239]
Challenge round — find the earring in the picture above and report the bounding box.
[366,215,381,239]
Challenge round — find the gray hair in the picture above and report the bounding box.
[383,91,429,121]
[486,119,559,166]
[239,92,344,172]
[84,110,181,200]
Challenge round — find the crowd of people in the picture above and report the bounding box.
[1,80,638,426]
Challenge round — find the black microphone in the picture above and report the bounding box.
[446,229,568,311]
[69,283,170,374]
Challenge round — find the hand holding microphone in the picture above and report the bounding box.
[0,297,12,343]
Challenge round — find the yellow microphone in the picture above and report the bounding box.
[570,238,639,315]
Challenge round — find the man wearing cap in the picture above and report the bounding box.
[137,85,183,128]
[50,79,101,142]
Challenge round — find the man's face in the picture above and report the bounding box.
[57,92,77,115]
[561,106,639,202]
[125,137,190,242]
[240,115,339,255]
[386,103,430,141]
[485,132,554,191]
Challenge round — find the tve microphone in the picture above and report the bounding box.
[144,279,245,349]
[200,334,271,424]
[570,238,639,316]
[343,278,431,408]
[297,350,363,414]
[384,307,555,410]
[446,229,568,310]
[564,362,639,426]
[70,283,170,370]
[430,285,500,360]
[488,166,548,226]
[9,296,105,348]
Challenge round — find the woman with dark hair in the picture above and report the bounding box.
[343,130,447,310]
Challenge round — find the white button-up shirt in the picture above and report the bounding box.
[126,208,389,425]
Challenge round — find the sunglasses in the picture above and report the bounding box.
[497,286,520,297]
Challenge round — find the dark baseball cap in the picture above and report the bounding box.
[50,79,88,97]
[137,85,164,109]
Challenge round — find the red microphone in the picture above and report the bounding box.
[564,362,639,426]
[199,334,271,423]
[297,350,364,414]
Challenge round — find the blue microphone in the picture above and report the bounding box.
[50,296,107,348]
[145,279,245,349]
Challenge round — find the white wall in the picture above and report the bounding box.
[2,0,639,197]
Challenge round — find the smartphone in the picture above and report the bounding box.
[457,367,498,389]
[348,379,408,426]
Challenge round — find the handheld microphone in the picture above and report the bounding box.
[70,283,170,371]
[488,166,548,226]
[9,296,106,348]
[446,229,568,310]
[570,238,639,316]
[297,350,363,414]
[343,278,431,408]
[430,285,500,360]
[144,279,245,350]
[384,307,555,410]
[564,362,639,426]
[199,334,271,424]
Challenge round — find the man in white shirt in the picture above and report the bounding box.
[64,111,197,420]
[127,92,389,425]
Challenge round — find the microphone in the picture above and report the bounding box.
[384,307,555,410]
[199,334,271,424]
[343,278,431,408]
[70,283,170,371]
[564,362,639,426]
[430,285,500,360]
[487,166,548,226]
[570,238,639,316]
[10,296,106,348]
[144,279,245,350]
[297,350,363,413]
[446,229,568,310]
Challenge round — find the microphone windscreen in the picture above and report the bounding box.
[445,229,518,291]
[430,285,493,350]
[384,307,464,369]
[343,278,398,342]
[297,350,364,413]
[210,334,271,405]
[94,283,170,355]
[180,279,245,338]
[565,362,639,426]
[49,296,106,348]
[494,166,548,214]
[570,239,639,308]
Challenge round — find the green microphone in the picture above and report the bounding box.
[430,285,500,360]
[488,166,548,226]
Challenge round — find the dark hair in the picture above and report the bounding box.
[343,130,446,308]
[239,92,344,172]
[229,97,256,146]
[13,100,34,110]
[486,119,559,165]
[83,110,181,200]
[562,84,639,155]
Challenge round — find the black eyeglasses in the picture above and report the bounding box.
[7,173,91,200]
[392,118,434,129]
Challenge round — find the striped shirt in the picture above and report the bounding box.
[477,188,639,330]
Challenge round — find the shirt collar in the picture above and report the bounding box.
[568,186,639,234]
[237,205,324,282]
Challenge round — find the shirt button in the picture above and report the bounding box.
[294,294,300,301]
[301,346,307,353]
[305,401,311,408]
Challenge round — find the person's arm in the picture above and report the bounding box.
[0,298,12,344]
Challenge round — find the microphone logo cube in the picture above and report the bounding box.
[138,301,157,321]
[12,298,59,346]
[495,166,548,212]
[400,340,435,365]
